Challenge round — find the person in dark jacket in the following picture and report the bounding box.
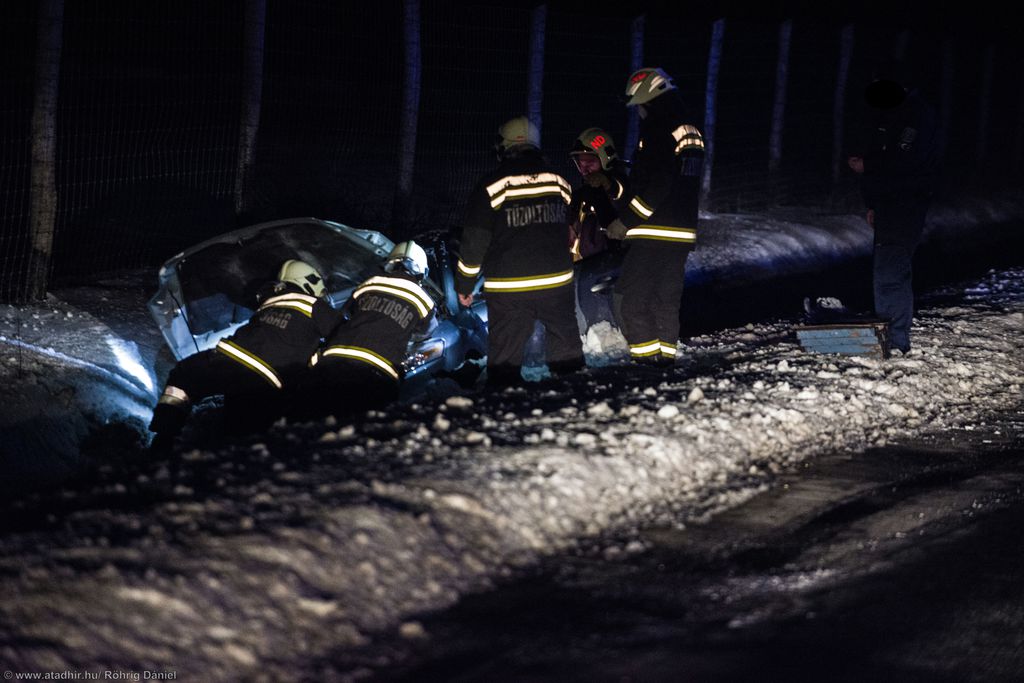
[149,260,339,450]
[847,59,940,354]
[602,67,705,366]
[307,240,437,415]
[455,115,584,387]
[567,127,630,330]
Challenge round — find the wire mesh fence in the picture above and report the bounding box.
[1,1,1021,302]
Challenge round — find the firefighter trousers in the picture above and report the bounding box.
[484,285,584,386]
[150,349,282,436]
[613,240,692,360]
[298,356,400,418]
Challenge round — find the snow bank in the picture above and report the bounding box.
[1,266,1021,679]
[0,273,165,491]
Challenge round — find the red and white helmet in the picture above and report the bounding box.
[624,67,677,106]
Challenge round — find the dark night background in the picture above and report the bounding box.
[1,0,1021,299]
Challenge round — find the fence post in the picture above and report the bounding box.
[831,24,854,194]
[768,19,792,202]
[393,0,422,234]
[624,14,644,159]
[938,40,954,161]
[975,44,994,175]
[893,29,910,61]
[235,0,266,219]
[1015,63,1024,176]
[701,18,725,207]
[527,4,546,138]
[27,0,64,301]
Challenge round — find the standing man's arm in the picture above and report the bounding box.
[455,182,494,306]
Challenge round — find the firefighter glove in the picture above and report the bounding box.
[605,219,628,240]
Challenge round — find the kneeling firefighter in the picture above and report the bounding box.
[149,260,339,450]
[306,240,437,415]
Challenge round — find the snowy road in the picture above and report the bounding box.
[1,265,1022,681]
[377,405,1024,682]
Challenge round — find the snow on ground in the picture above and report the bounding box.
[0,198,1022,679]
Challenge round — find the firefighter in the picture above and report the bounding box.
[847,59,940,354]
[567,127,630,329]
[455,116,584,387]
[148,260,339,450]
[602,67,705,366]
[307,240,437,415]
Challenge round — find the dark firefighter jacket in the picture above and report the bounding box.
[568,163,629,261]
[214,282,340,389]
[316,271,437,381]
[618,94,704,245]
[456,149,574,296]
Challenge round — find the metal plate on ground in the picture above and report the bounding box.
[795,321,890,359]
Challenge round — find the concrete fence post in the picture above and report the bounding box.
[393,0,422,234]
[234,0,267,218]
[527,4,546,139]
[624,14,645,159]
[768,19,793,200]
[701,18,725,206]
[27,0,64,301]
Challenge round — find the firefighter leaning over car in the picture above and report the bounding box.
[601,67,705,366]
[304,240,437,416]
[148,260,340,451]
[455,115,585,387]
[567,127,630,330]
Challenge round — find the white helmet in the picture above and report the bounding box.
[384,240,428,279]
[495,116,541,156]
[278,259,326,297]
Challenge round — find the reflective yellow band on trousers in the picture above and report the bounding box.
[625,225,697,243]
[216,340,283,388]
[629,340,662,357]
[321,345,400,380]
[483,269,574,293]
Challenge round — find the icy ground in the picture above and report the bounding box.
[0,198,1022,680]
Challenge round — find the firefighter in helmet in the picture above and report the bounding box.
[567,127,630,329]
[149,259,340,450]
[455,116,585,387]
[306,240,437,415]
[602,67,705,366]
